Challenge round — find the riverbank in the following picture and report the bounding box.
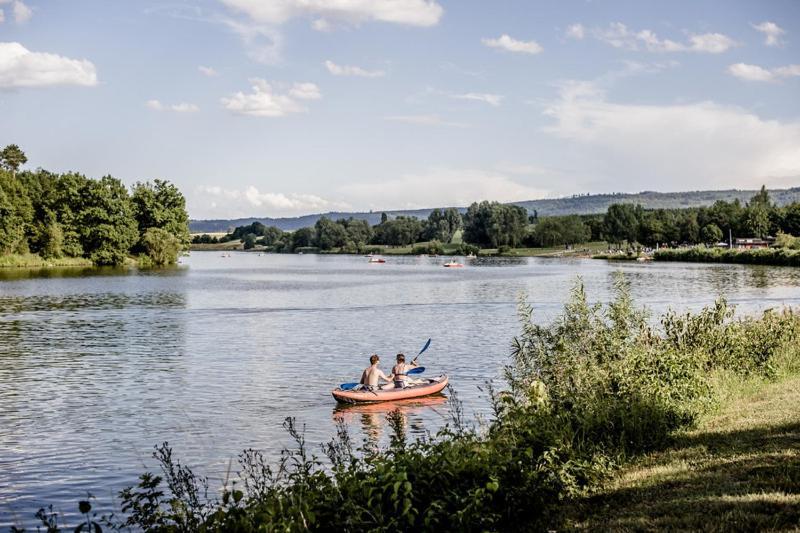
[561,374,800,530]
[655,247,800,267]
[188,240,610,258]
[0,253,93,269]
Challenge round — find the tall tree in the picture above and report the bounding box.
[0,144,28,176]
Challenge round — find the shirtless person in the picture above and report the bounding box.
[360,354,393,390]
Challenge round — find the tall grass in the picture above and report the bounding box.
[19,276,800,532]
[655,247,800,266]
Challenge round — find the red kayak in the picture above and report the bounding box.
[332,375,448,404]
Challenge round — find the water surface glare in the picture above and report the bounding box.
[2,252,800,526]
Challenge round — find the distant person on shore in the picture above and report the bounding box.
[360,354,393,391]
[391,353,419,389]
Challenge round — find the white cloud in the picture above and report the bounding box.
[324,59,385,78]
[752,21,785,47]
[482,34,542,55]
[542,82,800,191]
[288,82,321,100]
[220,0,443,27]
[193,185,350,217]
[221,17,283,64]
[0,42,97,88]
[728,62,800,82]
[688,33,736,53]
[146,100,199,112]
[198,65,218,76]
[0,0,32,24]
[341,167,548,210]
[592,23,735,53]
[384,114,468,127]
[566,23,585,40]
[449,92,503,106]
[221,78,320,117]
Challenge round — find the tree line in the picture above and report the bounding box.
[0,144,190,266]
[198,186,800,253]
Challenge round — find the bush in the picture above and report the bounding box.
[141,227,181,266]
[654,246,800,266]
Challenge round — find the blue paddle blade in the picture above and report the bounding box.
[418,338,432,356]
[407,366,425,375]
[339,383,359,390]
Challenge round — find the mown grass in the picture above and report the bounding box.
[561,375,800,531]
[0,253,93,268]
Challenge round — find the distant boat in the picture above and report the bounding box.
[368,257,386,264]
[443,259,463,268]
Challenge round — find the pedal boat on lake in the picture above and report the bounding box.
[332,375,448,404]
[368,257,386,263]
[443,260,463,268]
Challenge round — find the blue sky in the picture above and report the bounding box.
[1,0,798,219]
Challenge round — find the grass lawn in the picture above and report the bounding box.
[561,375,800,531]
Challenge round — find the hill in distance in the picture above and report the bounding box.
[189,186,800,233]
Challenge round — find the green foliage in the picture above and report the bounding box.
[774,231,800,250]
[0,144,27,173]
[314,216,348,250]
[529,215,591,247]
[131,180,190,249]
[141,227,181,266]
[700,223,723,244]
[0,147,190,268]
[655,247,800,267]
[411,240,444,255]
[604,203,640,244]
[463,201,528,248]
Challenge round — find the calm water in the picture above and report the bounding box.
[2,252,800,526]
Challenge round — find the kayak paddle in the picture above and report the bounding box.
[412,338,432,364]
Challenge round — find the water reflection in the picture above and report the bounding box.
[332,395,448,446]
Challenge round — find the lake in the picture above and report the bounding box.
[2,252,800,526]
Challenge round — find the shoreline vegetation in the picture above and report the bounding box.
[20,277,800,531]
[0,144,190,271]
[190,185,800,268]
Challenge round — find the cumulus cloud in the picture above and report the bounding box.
[193,185,350,217]
[0,42,97,88]
[324,59,385,78]
[752,21,785,47]
[591,22,736,53]
[341,167,548,210]
[146,99,200,113]
[220,0,443,27]
[221,78,321,117]
[482,34,543,54]
[0,0,32,24]
[542,81,800,191]
[449,92,503,106]
[383,114,468,127]
[728,62,800,82]
[566,23,585,40]
[198,65,218,76]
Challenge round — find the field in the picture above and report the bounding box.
[562,375,800,531]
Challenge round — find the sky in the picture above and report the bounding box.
[1,0,799,219]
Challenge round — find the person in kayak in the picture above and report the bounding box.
[391,353,419,389]
[360,354,393,391]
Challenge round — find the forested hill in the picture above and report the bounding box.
[190,187,800,233]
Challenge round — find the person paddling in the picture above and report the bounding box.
[391,353,419,389]
[360,354,393,391]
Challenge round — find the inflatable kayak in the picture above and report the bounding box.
[332,375,448,404]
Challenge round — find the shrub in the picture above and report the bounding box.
[141,227,181,266]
